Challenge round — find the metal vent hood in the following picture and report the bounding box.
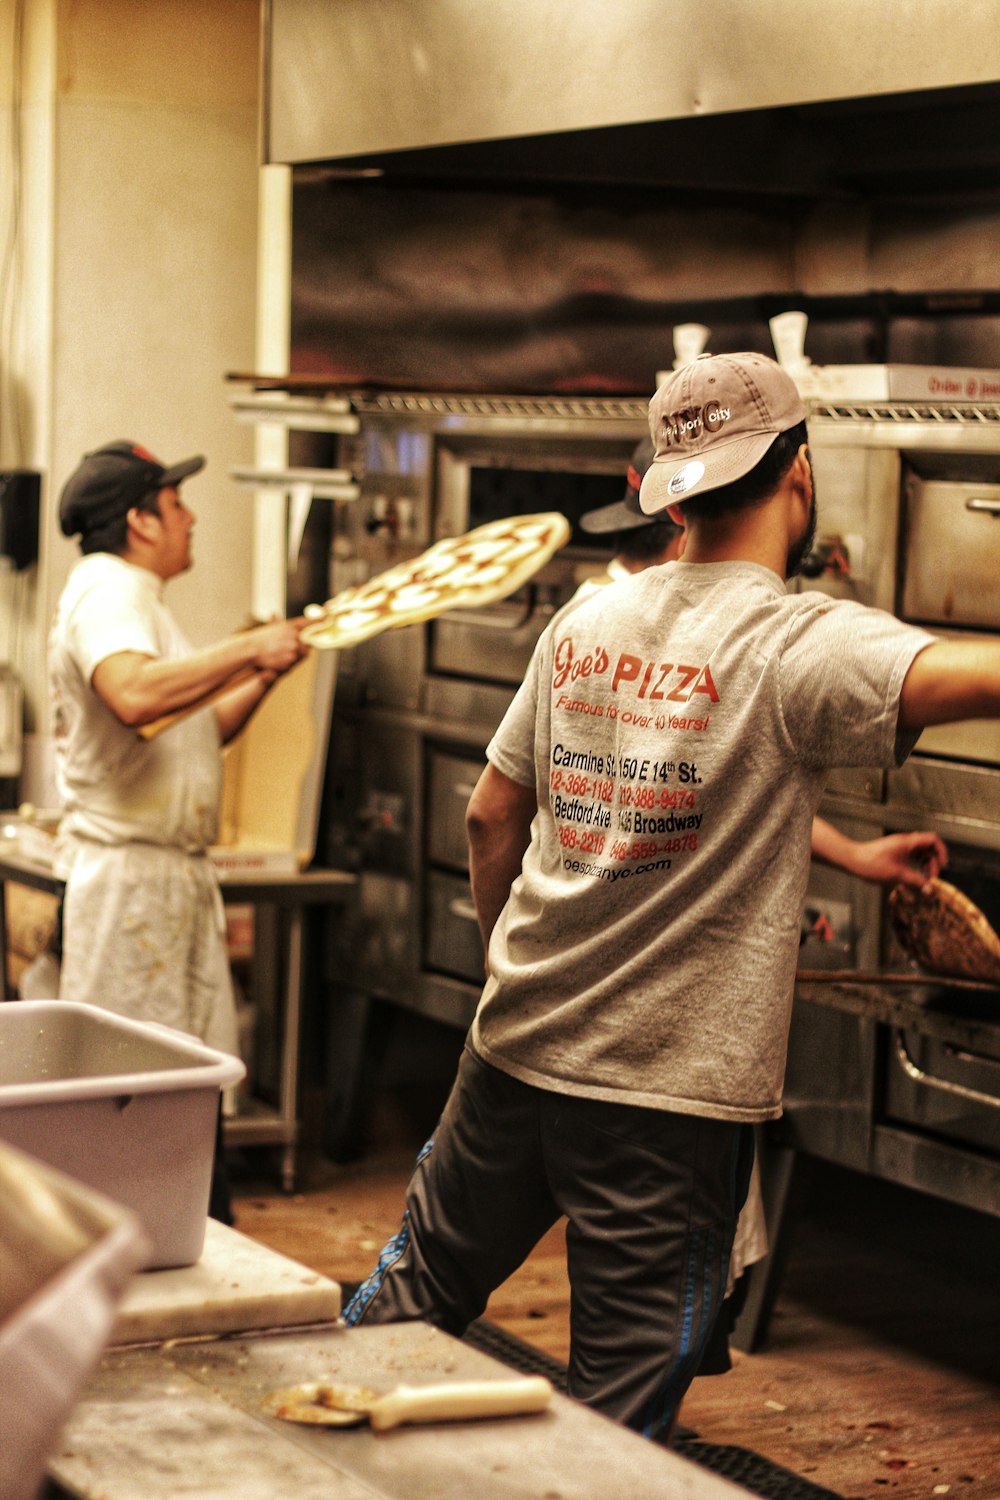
[265,0,1000,194]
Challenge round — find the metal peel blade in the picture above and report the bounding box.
[263,1382,377,1426]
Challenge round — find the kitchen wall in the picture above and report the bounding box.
[0,0,263,765]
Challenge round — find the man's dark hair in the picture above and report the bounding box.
[678,421,808,523]
[617,519,681,565]
[79,489,161,556]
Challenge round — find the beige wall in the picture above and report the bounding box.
[0,0,264,750]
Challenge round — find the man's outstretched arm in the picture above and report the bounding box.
[899,639,1000,731]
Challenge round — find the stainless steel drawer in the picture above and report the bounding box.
[902,472,1000,630]
[425,869,484,984]
[883,1028,1000,1156]
[426,749,485,869]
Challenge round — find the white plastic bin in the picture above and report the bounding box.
[0,1001,245,1268]
[0,1137,148,1500]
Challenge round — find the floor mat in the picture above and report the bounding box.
[464,1317,844,1500]
[341,1290,843,1500]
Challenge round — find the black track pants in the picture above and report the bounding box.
[344,1047,753,1440]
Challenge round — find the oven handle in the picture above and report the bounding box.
[438,587,555,632]
[965,497,1000,518]
[448,897,480,924]
[892,1028,1000,1111]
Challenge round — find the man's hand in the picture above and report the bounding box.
[811,818,947,890]
[842,830,947,889]
[249,617,309,675]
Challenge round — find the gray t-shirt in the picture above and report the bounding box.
[472,560,933,1122]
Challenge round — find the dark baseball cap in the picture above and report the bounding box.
[579,437,680,535]
[59,441,205,538]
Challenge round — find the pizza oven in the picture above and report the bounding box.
[230,377,1000,1183]
[267,390,649,1044]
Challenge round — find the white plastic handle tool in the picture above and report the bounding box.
[367,1375,553,1430]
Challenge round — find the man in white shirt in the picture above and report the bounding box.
[50,440,307,1218]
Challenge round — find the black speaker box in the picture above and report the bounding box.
[0,469,40,570]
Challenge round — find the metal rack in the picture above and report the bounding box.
[0,851,355,1192]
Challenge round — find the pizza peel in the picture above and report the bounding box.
[298,511,571,650]
[138,511,571,739]
[263,1374,553,1430]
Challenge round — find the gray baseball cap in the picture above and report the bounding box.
[639,352,806,514]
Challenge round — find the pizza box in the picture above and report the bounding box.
[793,363,1000,405]
[211,647,337,877]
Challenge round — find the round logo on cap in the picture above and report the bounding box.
[668,461,705,497]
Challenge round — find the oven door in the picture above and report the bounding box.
[877,846,1000,1158]
[900,454,1000,768]
[429,434,634,686]
[429,589,563,687]
[434,434,639,548]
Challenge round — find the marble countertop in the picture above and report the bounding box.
[49,1321,745,1500]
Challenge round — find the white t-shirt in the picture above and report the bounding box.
[472,559,933,1123]
[49,553,222,855]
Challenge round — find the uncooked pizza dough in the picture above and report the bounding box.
[300,512,571,649]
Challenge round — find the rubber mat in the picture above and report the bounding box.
[464,1317,845,1500]
[341,1290,843,1500]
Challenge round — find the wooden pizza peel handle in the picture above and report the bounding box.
[136,657,309,741]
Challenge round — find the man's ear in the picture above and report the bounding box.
[792,444,813,498]
[126,506,160,543]
[665,502,686,527]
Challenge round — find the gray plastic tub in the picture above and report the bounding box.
[0,1001,245,1268]
[0,1138,148,1500]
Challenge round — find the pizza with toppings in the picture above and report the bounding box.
[300,512,571,650]
[889,878,1000,986]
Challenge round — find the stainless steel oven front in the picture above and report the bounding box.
[778,389,1000,1222]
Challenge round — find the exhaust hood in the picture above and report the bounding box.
[265,0,1000,200]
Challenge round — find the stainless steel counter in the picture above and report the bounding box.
[0,849,356,1190]
[46,1321,745,1499]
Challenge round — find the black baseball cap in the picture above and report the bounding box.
[579,437,679,535]
[59,441,205,538]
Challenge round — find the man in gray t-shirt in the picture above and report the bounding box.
[345,352,1000,1441]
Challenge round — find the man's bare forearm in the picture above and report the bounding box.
[92,620,307,728]
[899,639,1000,730]
[466,764,537,966]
